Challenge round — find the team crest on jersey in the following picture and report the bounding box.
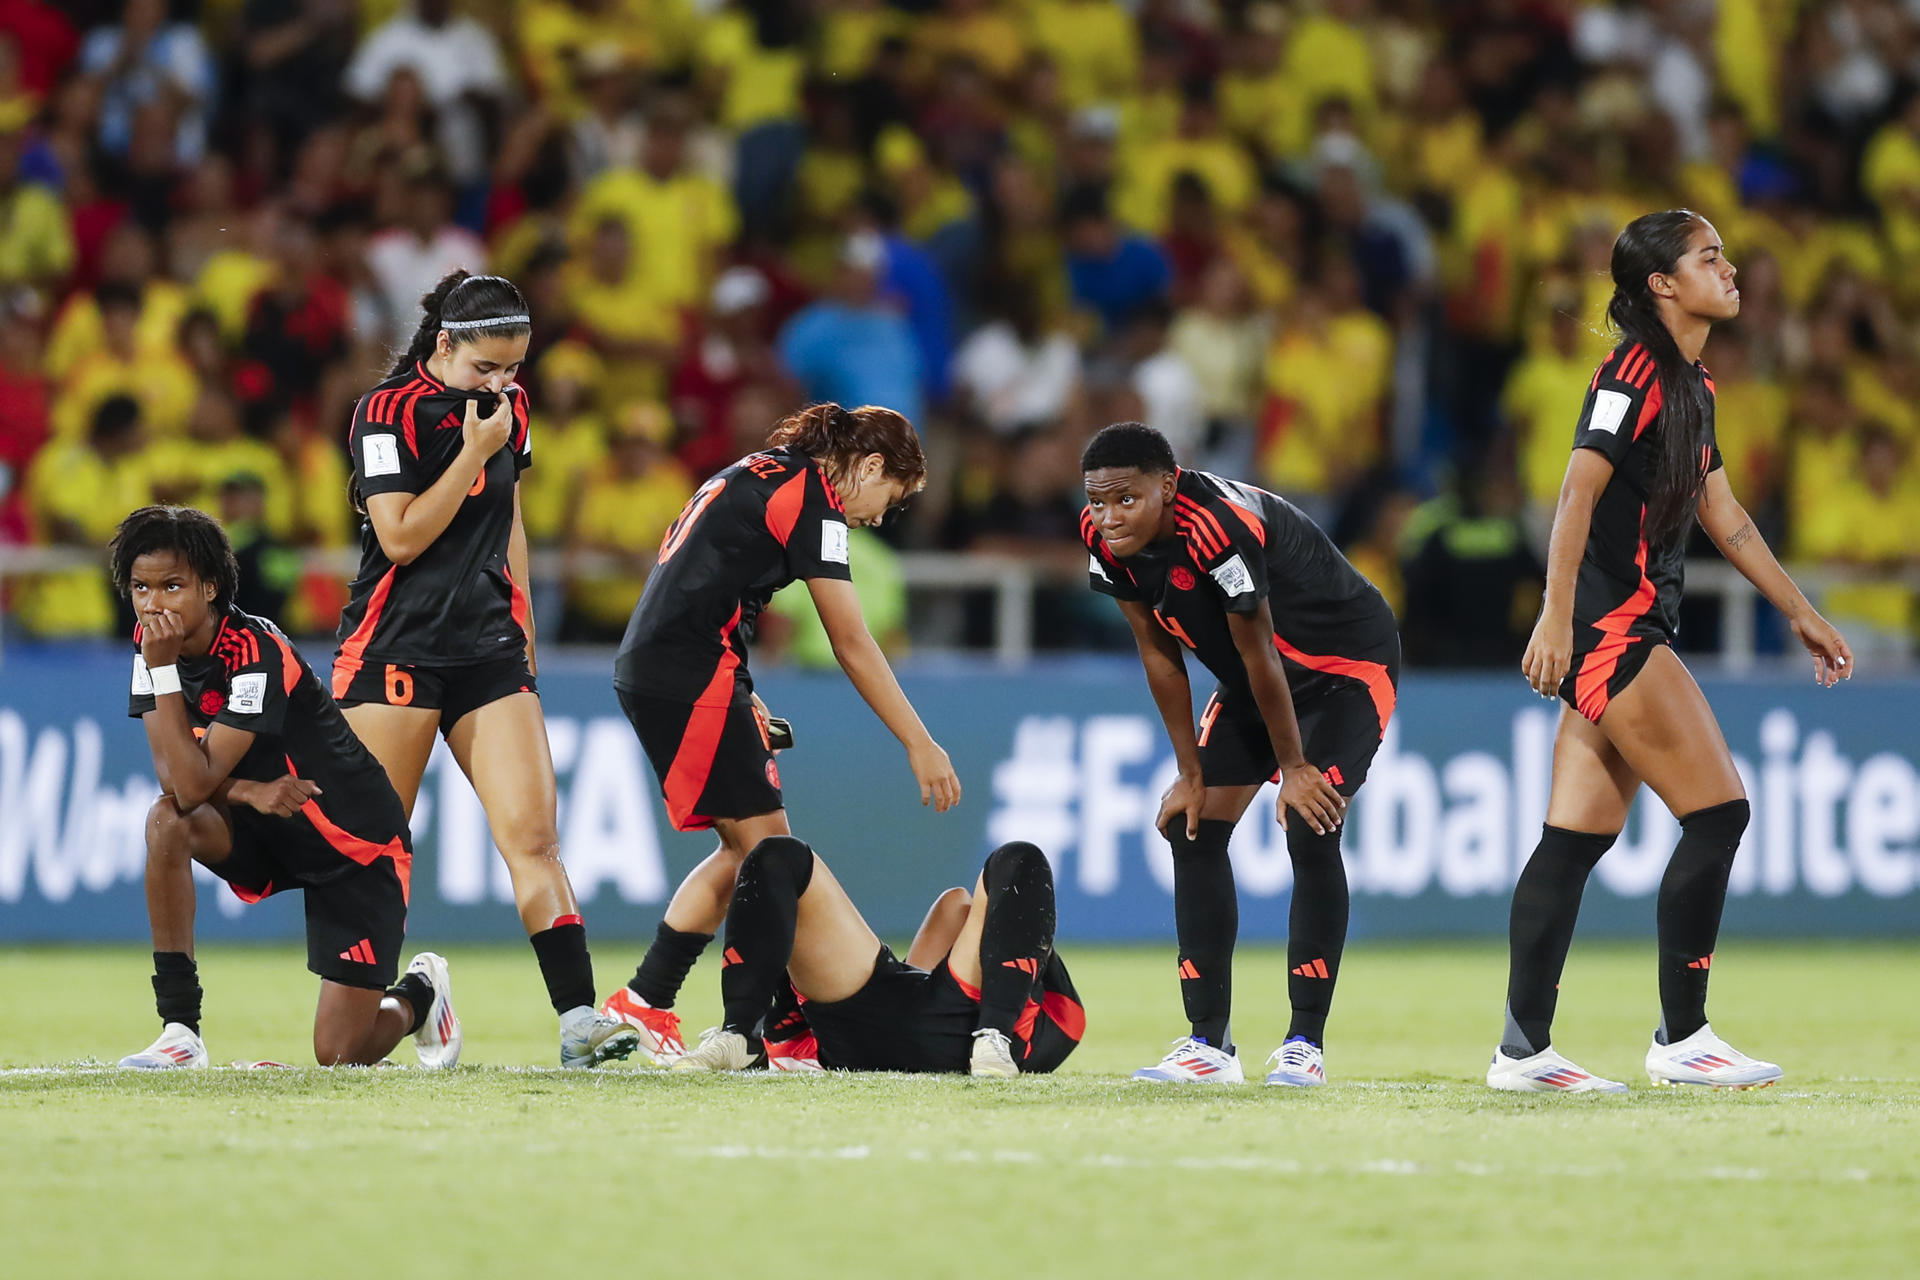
[199,689,226,716]
[765,759,781,788]
[1169,566,1196,591]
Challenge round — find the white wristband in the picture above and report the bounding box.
[149,665,182,696]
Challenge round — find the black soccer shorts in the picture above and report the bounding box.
[334,655,536,735]
[216,809,410,990]
[1197,679,1391,797]
[1560,629,1668,724]
[617,686,783,832]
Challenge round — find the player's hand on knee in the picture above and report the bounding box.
[908,738,961,812]
[1278,763,1345,835]
[1156,771,1206,840]
[242,774,323,818]
[1522,616,1572,699]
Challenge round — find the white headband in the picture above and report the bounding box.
[441,315,529,331]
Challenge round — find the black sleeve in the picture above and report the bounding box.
[128,645,155,719]
[1189,501,1269,617]
[780,465,854,583]
[211,623,293,739]
[351,391,426,499]
[1080,508,1142,601]
[508,383,533,476]
[1572,355,1658,469]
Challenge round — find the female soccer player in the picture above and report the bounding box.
[669,837,1083,1077]
[1488,211,1852,1093]
[336,270,637,1069]
[110,506,459,1070]
[599,402,962,1061]
[1080,423,1400,1087]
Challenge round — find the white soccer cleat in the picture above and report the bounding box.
[1645,1024,1782,1089]
[969,1027,1019,1078]
[1262,1037,1326,1087]
[404,951,461,1070]
[1131,1037,1244,1083]
[119,1022,208,1070]
[560,1007,643,1069]
[671,1027,755,1073]
[1486,1045,1628,1094]
[599,987,685,1065]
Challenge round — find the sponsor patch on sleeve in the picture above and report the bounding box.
[821,520,850,565]
[228,672,268,715]
[131,654,153,695]
[363,432,402,477]
[1586,389,1632,436]
[1209,554,1255,598]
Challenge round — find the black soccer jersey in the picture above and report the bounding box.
[614,447,853,701]
[1084,468,1399,729]
[1569,341,1723,644]
[334,363,533,686]
[129,609,412,882]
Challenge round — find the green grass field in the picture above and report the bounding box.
[3,941,1915,1278]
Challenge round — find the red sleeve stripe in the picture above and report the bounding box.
[1631,382,1665,441]
[510,385,530,453]
[1219,497,1267,546]
[815,465,846,514]
[1174,496,1230,558]
[1174,518,1221,561]
[264,630,301,694]
[764,470,808,546]
[1588,347,1621,390]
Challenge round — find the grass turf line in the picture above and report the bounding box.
[1,941,1914,1279]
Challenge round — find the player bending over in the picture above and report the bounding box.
[110,506,458,1070]
[670,838,1084,1077]
[1081,424,1399,1087]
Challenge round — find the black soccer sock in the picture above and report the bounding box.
[1656,799,1748,1045]
[976,842,1058,1037]
[386,971,434,1035]
[718,837,814,1035]
[152,951,201,1034]
[764,979,810,1045]
[628,921,713,1010]
[1171,819,1237,1049]
[529,917,596,1015]
[1502,825,1616,1056]
[1283,823,1349,1047]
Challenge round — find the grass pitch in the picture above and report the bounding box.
[2,941,1914,1279]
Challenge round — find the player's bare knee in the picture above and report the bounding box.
[145,797,193,858]
[496,826,564,870]
[312,1028,366,1067]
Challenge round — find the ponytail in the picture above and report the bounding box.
[1606,210,1717,543]
[385,270,532,379]
[767,402,927,489]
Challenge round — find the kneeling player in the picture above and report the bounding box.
[671,838,1084,1076]
[109,506,458,1070]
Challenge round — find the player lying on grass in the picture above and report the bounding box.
[671,838,1084,1076]
[109,506,459,1070]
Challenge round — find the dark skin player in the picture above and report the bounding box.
[1084,467,1347,838]
[131,550,416,1065]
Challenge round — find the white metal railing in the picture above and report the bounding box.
[0,545,1911,668]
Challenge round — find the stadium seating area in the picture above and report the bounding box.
[2,0,1918,657]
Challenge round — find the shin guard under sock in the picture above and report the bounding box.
[1283,823,1349,1047]
[152,951,201,1033]
[976,842,1058,1037]
[1170,819,1237,1048]
[1656,799,1749,1044]
[718,837,814,1035]
[530,917,596,1015]
[628,921,713,1010]
[1502,826,1616,1056]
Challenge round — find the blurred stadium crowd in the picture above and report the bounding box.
[3,0,1919,663]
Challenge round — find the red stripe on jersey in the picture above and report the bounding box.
[264,629,301,694]
[1218,497,1267,546]
[1628,348,1658,389]
[764,470,807,546]
[510,384,530,453]
[1175,496,1231,554]
[285,756,413,903]
[1612,345,1641,388]
[1271,635,1397,738]
[660,606,745,831]
[331,567,397,698]
[1174,517,1220,561]
[504,564,532,642]
[817,466,846,515]
[1589,348,1621,390]
[1041,990,1087,1043]
[1573,515,1657,723]
[401,386,430,458]
[1631,381,1665,441]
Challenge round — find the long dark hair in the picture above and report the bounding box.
[386,270,531,379]
[767,402,927,490]
[1606,210,1717,542]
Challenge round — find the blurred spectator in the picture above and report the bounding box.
[17,393,152,637]
[562,213,680,408]
[237,0,357,165]
[562,400,694,641]
[1400,458,1544,668]
[520,339,609,545]
[344,0,508,189]
[1116,297,1203,462]
[1501,298,1594,551]
[671,265,786,478]
[52,280,197,441]
[1027,0,1140,109]
[779,231,925,425]
[364,161,486,346]
[0,114,74,290]
[850,190,956,406]
[1791,423,1920,661]
[701,0,808,238]
[146,385,294,539]
[1062,183,1171,335]
[78,0,216,166]
[760,527,907,666]
[951,278,1081,436]
[0,292,48,529]
[1169,258,1267,471]
[219,469,301,622]
[0,1,79,104]
[45,222,184,382]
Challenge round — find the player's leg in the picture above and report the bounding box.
[445,692,638,1069]
[121,796,233,1069]
[1488,705,1638,1093]
[1593,646,1777,1087]
[311,982,415,1067]
[944,842,1059,1077]
[676,836,879,1072]
[302,853,458,1069]
[904,887,971,970]
[339,702,442,814]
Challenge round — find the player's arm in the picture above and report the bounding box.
[1696,468,1852,686]
[363,396,510,565]
[807,576,961,812]
[1225,602,1344,835]
[1116,598,1207,839]
[135,613,261,810]
[509,486,537,675]
[1522,447,1614,697]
